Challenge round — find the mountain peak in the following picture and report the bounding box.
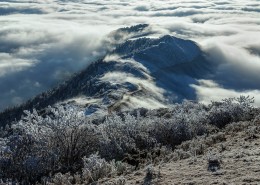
[113,35,200,59]
[0,33,211,122]
[159,34,176,42]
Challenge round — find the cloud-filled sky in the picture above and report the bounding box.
[0,0,260,110]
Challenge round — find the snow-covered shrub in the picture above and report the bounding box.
[48,122,101,172]
[208,96,254,128]
[149,101,208,148]
[174,148,191,160]
[99,113,156,160]
[225,121,250,134]
[253,113,260,123]
[48,172,74,185]
[99,101,209,161]
[82,153,117,183]
[104,177,126,185]
[177,137,206,157]
[0,105,101,183]
[0,133,50,182]
[156,120,193,147]
[29,106,100,172]
[46,154,130,184]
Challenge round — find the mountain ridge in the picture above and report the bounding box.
[0,34,213,126]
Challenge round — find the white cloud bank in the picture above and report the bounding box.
[191,80,260,106]
[0,0,260,109]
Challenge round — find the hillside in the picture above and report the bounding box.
[0,25,259,185]
[1,0,260,183]
[103,119,260,185]
[0,96,259,184]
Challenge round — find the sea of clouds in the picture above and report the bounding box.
[0,0,260,110]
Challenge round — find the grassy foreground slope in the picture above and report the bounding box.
[104,120,260,185]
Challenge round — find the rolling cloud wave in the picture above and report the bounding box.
[0,0,260,109]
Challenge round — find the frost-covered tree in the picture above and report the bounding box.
[0,105,101,183]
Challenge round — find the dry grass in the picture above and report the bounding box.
[104,120,260,185]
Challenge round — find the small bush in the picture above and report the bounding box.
[207,153,221,172]
[81,153,129,183]
[208,96,254,128]
[143,165,155,185]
